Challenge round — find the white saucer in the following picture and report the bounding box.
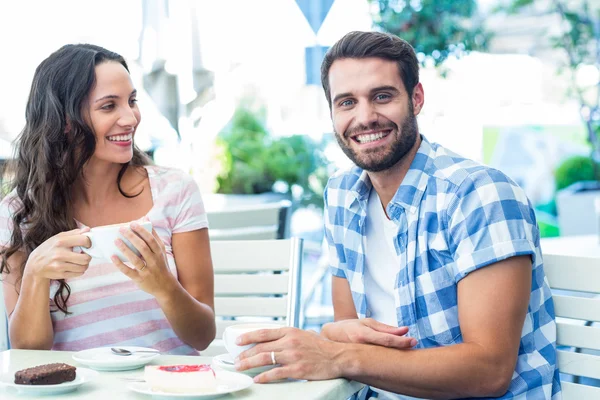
[0,367,98,396]
[73,346,160,371]
[212,353,275,377]
[128,369,253,399]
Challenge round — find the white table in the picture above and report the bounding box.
[0,350,364,399]
[540,234,600,258]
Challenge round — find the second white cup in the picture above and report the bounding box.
[222,323,283,359]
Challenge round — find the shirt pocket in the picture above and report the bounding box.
[414,267,462,346]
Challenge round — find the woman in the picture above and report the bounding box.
[0,44,216,354]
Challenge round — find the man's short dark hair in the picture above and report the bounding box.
[321,31,419,108]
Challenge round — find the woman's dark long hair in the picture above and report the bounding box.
[0,44,151,314]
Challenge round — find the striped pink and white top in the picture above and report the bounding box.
[0,166,209,354]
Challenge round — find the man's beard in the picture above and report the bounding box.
[334,107,419,173]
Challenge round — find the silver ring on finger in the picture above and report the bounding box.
[270,351,277,365]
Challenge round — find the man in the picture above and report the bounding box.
[235,31,561,399]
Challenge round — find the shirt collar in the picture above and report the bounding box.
[349,168,372,203]
[390,135,433,214]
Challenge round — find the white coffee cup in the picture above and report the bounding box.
[222,323,283,359]
[74,221,153,262]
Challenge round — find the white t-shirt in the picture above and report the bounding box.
[364,189,425,400]
[364,188,399,326]
[0,166,208,354]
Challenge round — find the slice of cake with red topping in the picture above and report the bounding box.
[144,364,217,393]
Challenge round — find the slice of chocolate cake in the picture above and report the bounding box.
[14,363,76,385]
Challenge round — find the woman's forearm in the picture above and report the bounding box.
[9,273,54,349]
[155,279,216,351]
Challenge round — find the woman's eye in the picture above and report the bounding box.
[101,103,115,110]
[129,98,138,105]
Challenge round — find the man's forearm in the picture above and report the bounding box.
[335,342,513,399]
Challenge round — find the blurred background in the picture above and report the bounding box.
[1,0,599,328]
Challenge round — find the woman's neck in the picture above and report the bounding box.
[72,160,128,208]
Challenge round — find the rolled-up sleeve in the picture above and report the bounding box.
[445,169,537,282]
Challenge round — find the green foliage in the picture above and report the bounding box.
[551,11,595,67]
[504,0,534,13]
[264,135,319,191]
[215,106,328,205]
[554,155,599,191]
[502,1,600,161]
[215,107,271,194]
[369,0,490,67]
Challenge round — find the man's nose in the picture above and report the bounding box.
[355,102,378,126]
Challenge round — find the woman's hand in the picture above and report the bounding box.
[24,228,92,281]
[321,318,417,349]
[111,222,176,297]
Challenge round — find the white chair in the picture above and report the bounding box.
[0,282,8,350]
[544,253,600,399]
[203,237,303,356]
[302,238,335,329]
[207,200,292,240]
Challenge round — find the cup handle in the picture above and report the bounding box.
[223,329,233,355]
[73,232,103,259]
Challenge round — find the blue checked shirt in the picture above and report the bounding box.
[324,136,561,399]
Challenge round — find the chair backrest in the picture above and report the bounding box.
[203,237,303,356]
[207,200,292,240]
[544,253,600,399]
[0,282,8,350]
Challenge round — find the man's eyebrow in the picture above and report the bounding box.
[95,89,137,103]
[332,86,401,104]
[369,85,400,95]
[332,92,353,104]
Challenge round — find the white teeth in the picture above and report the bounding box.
[107,133,132,142]
[356,132,386,144]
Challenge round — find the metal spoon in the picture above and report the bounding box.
[215,354,235,365]
[111,347,160,356]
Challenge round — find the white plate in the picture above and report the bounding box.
[212,353,274,377]
[0,367,98,396]
[72,346,160,371]
[127,370,253,399]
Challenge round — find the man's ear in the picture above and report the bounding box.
[412,82,425,115]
